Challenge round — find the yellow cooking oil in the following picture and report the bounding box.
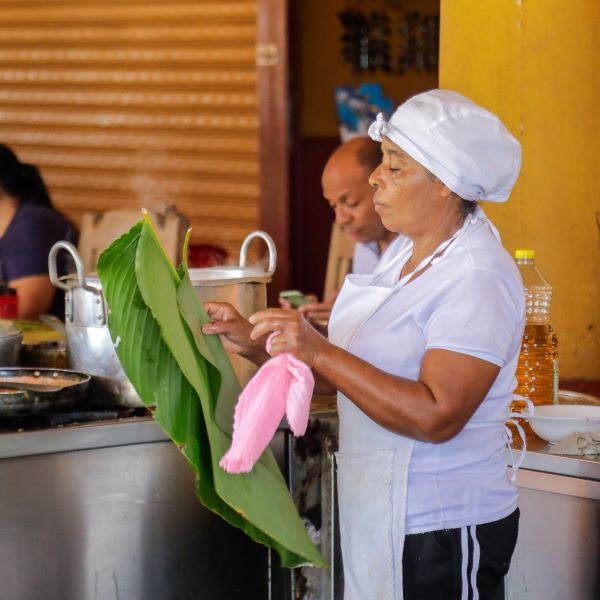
[509,250,559,442]
[512,323,559,440]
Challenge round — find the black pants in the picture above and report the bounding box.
[402,509,520,600]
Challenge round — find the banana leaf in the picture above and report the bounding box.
[97,215,326,568]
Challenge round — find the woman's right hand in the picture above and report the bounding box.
[202,302,269,364]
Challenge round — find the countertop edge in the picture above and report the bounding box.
[0,417,168,459]
[1,415,599,482]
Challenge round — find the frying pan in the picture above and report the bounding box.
[0,368,90,417]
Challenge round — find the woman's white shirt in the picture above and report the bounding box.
[335,216,525,534]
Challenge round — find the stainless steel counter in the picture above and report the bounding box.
[1,405,598,600]
[0,415,285,600]
[506,435,600,480]
[0,414,166,460]
[2,412,598,480]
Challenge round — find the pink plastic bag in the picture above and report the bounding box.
[219,334,314,474]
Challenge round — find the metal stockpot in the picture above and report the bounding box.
[189,231,276,316]
[189,231,277,384]
[48,241,142,407]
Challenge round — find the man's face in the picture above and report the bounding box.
[321,156,389,244]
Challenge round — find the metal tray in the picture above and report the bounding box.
[0,368,91,417]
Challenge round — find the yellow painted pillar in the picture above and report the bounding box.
[440,0,600,378]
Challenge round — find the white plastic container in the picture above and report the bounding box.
[528,404,600,443]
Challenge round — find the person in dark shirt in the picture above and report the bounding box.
[0,144,77,318]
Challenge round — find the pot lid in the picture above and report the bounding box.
[188,266,273,286]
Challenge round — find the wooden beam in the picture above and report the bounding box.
[256,0,290,303]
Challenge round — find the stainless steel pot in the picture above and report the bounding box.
[48,231,277,401]
[189,231,277,384]
[190,231,276,313]
[48,241,142,407]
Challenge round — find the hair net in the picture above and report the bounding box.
[368,89,521,202]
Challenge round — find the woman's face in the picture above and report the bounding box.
[368,137,452,237]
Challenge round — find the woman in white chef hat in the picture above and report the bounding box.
[204,89,525,600]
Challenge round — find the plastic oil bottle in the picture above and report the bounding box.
[512,249,559,439]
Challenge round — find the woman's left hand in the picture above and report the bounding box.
[248,308,328,368]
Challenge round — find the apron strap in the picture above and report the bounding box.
[504,396,534,482]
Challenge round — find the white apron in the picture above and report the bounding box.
[328,212,527,600]
[329,270,413,600]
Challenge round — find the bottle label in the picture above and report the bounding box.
[553,359,559,404]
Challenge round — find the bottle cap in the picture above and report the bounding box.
[515,248,535,259]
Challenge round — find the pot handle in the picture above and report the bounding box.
[239,231,277,276]
[48,241,86,291]
[48,241,107,325]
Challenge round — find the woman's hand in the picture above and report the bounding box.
[202,302,269,364]
[248,308,329,368]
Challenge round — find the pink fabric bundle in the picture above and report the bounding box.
[219,334,314,474]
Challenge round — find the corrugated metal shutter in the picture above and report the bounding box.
[0,0,259,258]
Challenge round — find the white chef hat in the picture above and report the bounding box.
[368,89,521,202]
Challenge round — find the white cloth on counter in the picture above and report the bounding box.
[549,431,600,456]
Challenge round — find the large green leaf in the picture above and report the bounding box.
[97,216,326,568]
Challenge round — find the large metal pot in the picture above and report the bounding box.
[189,231,277,384]
[48,231,277,403]
[48,241,142,407]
